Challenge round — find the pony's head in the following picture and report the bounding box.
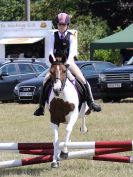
[49,55,69,96]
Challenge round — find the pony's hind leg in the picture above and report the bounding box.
[51,123,59,168]
[80,115,88,133]
[79,103,89,133]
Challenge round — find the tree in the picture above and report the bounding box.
[90,0,133,30]
[0,0,24,21]
[71,14,109,60]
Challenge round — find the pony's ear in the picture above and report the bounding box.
[49,55,55,64]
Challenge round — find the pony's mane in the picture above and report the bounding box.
[52,61,65,65]
[49,54,67,65]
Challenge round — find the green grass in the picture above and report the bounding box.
[0,101,133,177]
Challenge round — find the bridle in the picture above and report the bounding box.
[50,62,68,96]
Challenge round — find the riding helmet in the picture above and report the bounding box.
[55,13,70,25]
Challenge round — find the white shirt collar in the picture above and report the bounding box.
[58,31,68,37]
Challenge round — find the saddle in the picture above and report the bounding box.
[73,78,86,110]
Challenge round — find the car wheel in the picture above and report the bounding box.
[112,98,121,103]
[102,97,112,103]
[19,101,31,104]
[1,100,8,103]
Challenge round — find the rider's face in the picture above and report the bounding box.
[57,24,68,33]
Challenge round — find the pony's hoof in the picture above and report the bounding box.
[60,151,68,159]
[51,162,59,168]
[80,127,88,133]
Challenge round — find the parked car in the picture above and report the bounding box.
[98,64,133,102]
[0,59,48,102]
[14,69,48,103]
[14,60,116,103]
[76,61,116,99]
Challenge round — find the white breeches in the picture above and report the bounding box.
[69,62,86,83]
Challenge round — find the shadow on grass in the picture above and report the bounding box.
[0,166,50,176]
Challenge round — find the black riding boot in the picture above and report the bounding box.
[34,87,46,116]
[34,79,51,116]
[84,83,101,112]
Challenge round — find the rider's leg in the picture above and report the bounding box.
[34,71,50,116]
[67,70,76,84]
[69,62,101,112]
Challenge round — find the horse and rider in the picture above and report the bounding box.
[34,12,101,117]
[33,12,101,168]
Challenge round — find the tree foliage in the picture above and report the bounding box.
[71,15,109,60]
[0,0,24,21]
[90,0,133,30]
[1,0,133,63]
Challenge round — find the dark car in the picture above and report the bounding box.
[0,59,48,102]
[98,65,133,102]
[76,61,116,99]
[14,69,49,103]
[14,61,116,103]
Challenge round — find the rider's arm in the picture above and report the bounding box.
[49,33,56,60]
[66,34,77,65]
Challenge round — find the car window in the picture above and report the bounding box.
[32,64,46,74]
[18,64,34,74]
[126,56,133,65]
[38,68,49,77]
[0,64,17,75]
[80,64,95,76]
[94,62,115,72]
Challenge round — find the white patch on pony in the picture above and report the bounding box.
[53,66,62,90]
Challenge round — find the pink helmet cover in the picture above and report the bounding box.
[57,13,70,25]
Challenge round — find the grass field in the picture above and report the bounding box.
[0,100,133,177]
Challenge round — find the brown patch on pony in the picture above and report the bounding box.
[50,98,75,126]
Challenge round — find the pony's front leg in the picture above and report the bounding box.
[60,112,78,159]
[51,123,59,168]
[60,128,71,159]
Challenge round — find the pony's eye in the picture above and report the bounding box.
[63,69,66,73]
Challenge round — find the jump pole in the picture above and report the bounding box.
[0,143,53,150]
[7,149,54,155]
[0,155,53,169]
[0,140,133,150]
[92,154,133,163]
[0,140,133,168]
[0,152,133,168]
[0,147,131,156]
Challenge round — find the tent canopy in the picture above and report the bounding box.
[90,23,133,59]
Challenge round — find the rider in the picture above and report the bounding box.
[34,12,101,116]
